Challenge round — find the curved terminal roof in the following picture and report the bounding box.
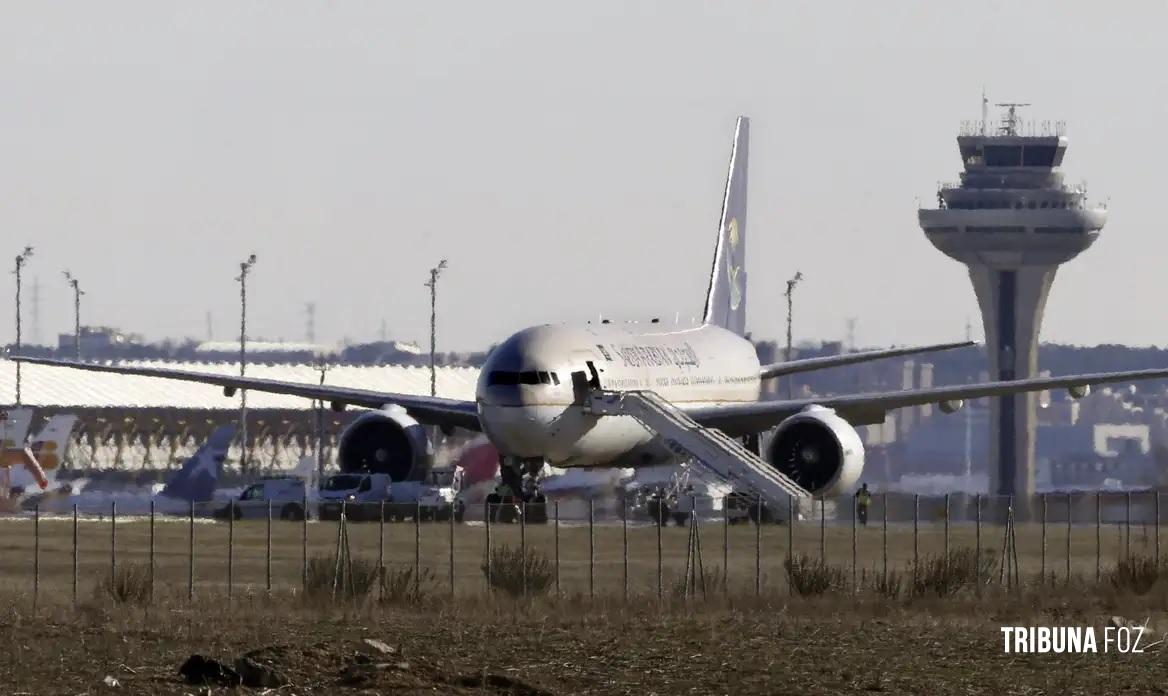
[0,359,481,409]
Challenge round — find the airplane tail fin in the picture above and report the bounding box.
[28,414,78,471]
[0,408,36,449]
[161,425,235,503]
[702,116,750,336]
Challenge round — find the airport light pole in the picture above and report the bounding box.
[424,259,448,398]
[62,270,84,360]
[784,271,804,399]
[13,246,33,406]
[314,357,330,480]
[236,254,257,474]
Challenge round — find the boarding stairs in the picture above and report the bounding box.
[587,390,810,507]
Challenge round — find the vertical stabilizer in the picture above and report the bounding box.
[702,116,750,335]
[28,414,78,471]
[161,425,235,502]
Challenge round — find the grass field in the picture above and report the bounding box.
[0,510,1155,599]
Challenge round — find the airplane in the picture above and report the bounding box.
[18,115,1168,504]
[28,424,235,515]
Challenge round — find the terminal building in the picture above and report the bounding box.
[919,101,1108,496]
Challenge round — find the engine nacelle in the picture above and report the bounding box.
[765,405,865,497]
[1068,384,1090,399]
[938,399,964,414]
[336,404,433,481]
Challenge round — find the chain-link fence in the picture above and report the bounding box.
[1,492,1162,606]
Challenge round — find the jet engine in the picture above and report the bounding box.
[765,406,865,497]
[336,405,433,481]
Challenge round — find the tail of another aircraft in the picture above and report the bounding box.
[702,115,749,336]
[161,425,235,503]
[28,414,79,471]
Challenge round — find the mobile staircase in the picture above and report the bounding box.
[587,390,810,508]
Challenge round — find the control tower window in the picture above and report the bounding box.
[1022,145,1058,167]
[984,145,1022,167]
[1040,201,1049,209]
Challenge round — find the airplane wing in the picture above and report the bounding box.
[759,340,975,379]
[687,368,1168,436]
[13,358,483,431]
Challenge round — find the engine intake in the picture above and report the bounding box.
[336,405,433,481]
[765,406,865,497]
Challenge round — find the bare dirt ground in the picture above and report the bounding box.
[3,591,1168,695]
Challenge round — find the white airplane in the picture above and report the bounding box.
[18,116,1168,503]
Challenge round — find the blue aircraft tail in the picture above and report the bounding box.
[161,425,235,502]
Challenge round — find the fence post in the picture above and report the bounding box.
[788,493,795,597]
[1066,493,1072,586]
[449,498,455,599]
[912,494,919,587]
[588,498,595,599]
[486,497,493,591]
[228,500,235,600]
[111,500,117,583]
[623,498,630,602]
[944,493,950,560]
[33,503,39,613]
[72,504,79,606]
[756,497,762,597]
[974,494,981,596]
[301,494,308,594]
[414,501,421,599]
[1040,493,1047,586]
[1125,491,1132,559]
[261,501,270,596]
[1095,492,1101,584]
[149,500,156,603]
[819,497,826,562]
[851,490,857,594]
[722,498,728,597]
[1156,492,1162,564]
[656,498,663,601]
[520,501,528,598]
[882,493,888,585]
[188,500,195,602]
[553,501,560,596]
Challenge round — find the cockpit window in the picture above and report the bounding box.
[488,370,560,387]
[488,371,520,386]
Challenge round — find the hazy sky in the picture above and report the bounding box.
[1,2,1164,352]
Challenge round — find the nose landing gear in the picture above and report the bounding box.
[486,456,548,524]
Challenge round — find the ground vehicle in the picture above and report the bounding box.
[219,476,311,520]
[318,472,393,521]
[380,467,465,521]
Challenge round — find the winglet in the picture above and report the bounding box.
[702,116,750,336]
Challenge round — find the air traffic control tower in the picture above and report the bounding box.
[919,103,1107,497]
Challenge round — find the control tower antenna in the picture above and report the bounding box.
[981,87,988,137]
[845,317,857,352]
[304,302,316,343]
[995,103,1031,136]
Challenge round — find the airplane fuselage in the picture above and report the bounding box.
[475,323,761,467]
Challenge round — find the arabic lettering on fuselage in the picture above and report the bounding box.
[604,342,701,369]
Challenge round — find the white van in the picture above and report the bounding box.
[220,477,312,520]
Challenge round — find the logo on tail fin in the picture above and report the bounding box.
[726,217,742,311]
